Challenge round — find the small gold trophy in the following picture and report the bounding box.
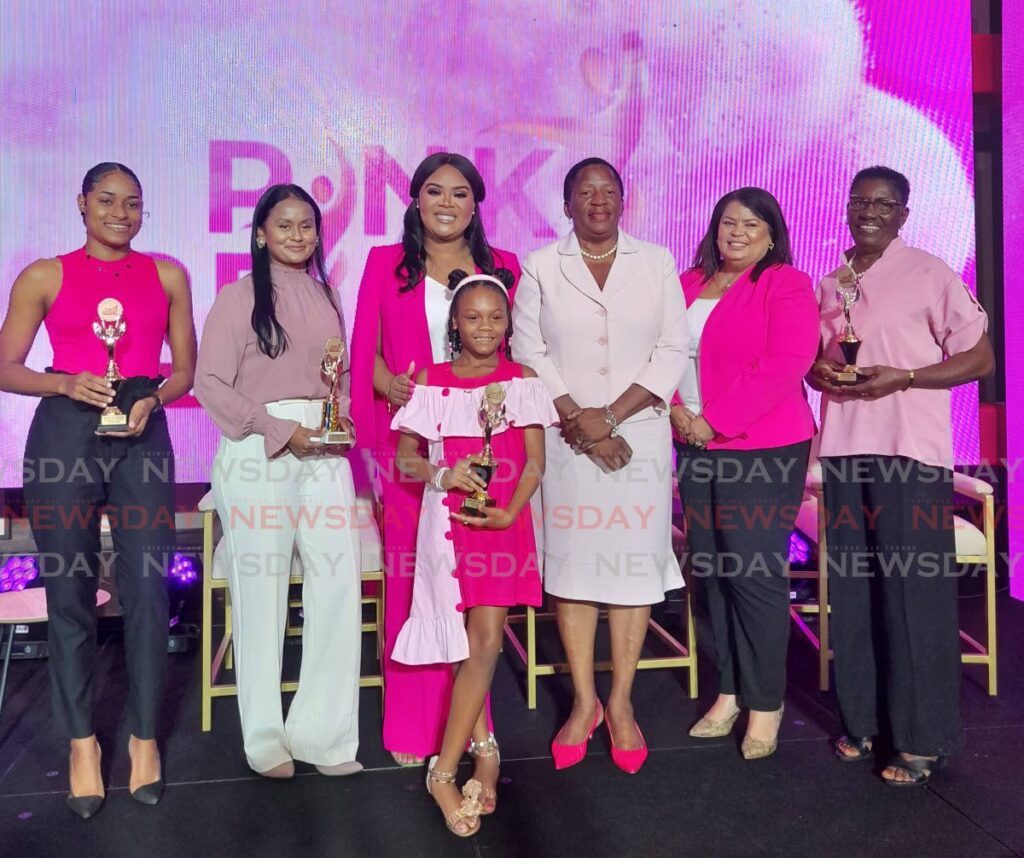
[92,298,130,432]
[312,336,352,446]
[461,382,507,517]
[834,268,865,385]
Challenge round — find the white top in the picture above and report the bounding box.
[424,275,453,363]
[677,298,718,413]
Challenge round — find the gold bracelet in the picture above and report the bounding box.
[906,369,915,390]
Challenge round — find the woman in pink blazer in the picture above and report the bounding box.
[349,153,520,770]
[674,187,818,760]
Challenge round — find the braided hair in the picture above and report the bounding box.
[445,268,516,361]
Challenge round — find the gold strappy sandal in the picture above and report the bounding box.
[468,733,501,815]
[425,756,483,837]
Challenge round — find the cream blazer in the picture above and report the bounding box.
[512,230,688,416]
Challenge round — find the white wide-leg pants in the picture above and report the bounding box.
[212,400,361,772]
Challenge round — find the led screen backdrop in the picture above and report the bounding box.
[0,0,977,485]
[1004,0,1023,600]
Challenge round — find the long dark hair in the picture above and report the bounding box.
[395,153,495,293]
[250,184,335,358]
[445,268,516,360]
[82,162,142,196]
[691,187,793,283]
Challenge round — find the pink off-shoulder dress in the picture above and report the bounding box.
[389,359,558,664]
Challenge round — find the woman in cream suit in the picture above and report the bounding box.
[513,158,687,774]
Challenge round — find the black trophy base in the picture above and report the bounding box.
[461,496,496,518]
[461,459,495,517]
[95,408,129,434]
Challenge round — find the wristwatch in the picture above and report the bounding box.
[149,391,164,412]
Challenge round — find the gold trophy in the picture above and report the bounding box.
[312,336,352,446]
[92,298,130,432]
[461,382,507,517]
[834,268,865,385]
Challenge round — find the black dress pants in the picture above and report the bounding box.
[678,440,809,711]
[822,455,960,757]
[22,380,174,739]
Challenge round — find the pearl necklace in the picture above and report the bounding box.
[580,243,618,261]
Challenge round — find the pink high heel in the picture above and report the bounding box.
[550,700,604,770]
[605,712,648,774]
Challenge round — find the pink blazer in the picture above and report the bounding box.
[350,243,521,452]
[681,263,818,451]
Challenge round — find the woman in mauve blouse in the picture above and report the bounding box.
[195,184,362,780]
[674,187,818,761]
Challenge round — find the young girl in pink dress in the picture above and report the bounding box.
[390,270,557,837]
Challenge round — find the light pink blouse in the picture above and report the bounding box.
[195,264,349,458]
[816,238,988,469]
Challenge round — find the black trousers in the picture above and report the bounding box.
[822,456,960,757]
[678,440,809,711]
[23,379,174,739]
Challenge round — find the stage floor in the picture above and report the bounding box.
[1,591,1021,857]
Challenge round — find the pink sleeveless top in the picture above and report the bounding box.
[46,247,169,377]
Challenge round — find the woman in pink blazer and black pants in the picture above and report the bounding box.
[674,187,818,760]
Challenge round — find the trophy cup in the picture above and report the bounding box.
[92,298,130,432]
[312,336,352,446]
[834,268,865,385]
[461,383,507,517]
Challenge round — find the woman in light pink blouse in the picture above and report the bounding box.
[195,184,362,779]
[810,166,995,787]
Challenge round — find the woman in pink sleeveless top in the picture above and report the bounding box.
[350,153,521,765]
[0,163,196,818]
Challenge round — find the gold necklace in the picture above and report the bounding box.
[715,271,743,292]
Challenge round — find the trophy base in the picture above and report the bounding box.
[96,408,129,433]
[310,431,352,446]
[460,496,495,518]
[834,366,866,385]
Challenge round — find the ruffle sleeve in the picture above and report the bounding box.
[390,376,559,441]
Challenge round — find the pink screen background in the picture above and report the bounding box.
[1004,0,1023,599]
[0,0,978,486]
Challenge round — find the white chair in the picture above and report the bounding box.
[0,588,112,723]
[791,462,998,695]
[199,491,385,731]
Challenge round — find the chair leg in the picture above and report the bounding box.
[225,601,234,671]
[686,591,698,699]
[527,605,537,710]
[817,496,831,692]
[202,510,215,732]
[984,495,998,695]
[0,624,15,723]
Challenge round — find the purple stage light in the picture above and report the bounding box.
[0,556,39,593]
[788,532,811,567]
[168,552,198,586]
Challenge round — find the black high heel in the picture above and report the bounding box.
[66,794,105,819]
[128,737,165,806]
[66,742,105,820]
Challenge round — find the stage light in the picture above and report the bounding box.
[788,531,811,566]
[0,556,39,593]
[168,552,198,586]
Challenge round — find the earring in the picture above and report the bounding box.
[256,236,266,249]
[768,241,775,251]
